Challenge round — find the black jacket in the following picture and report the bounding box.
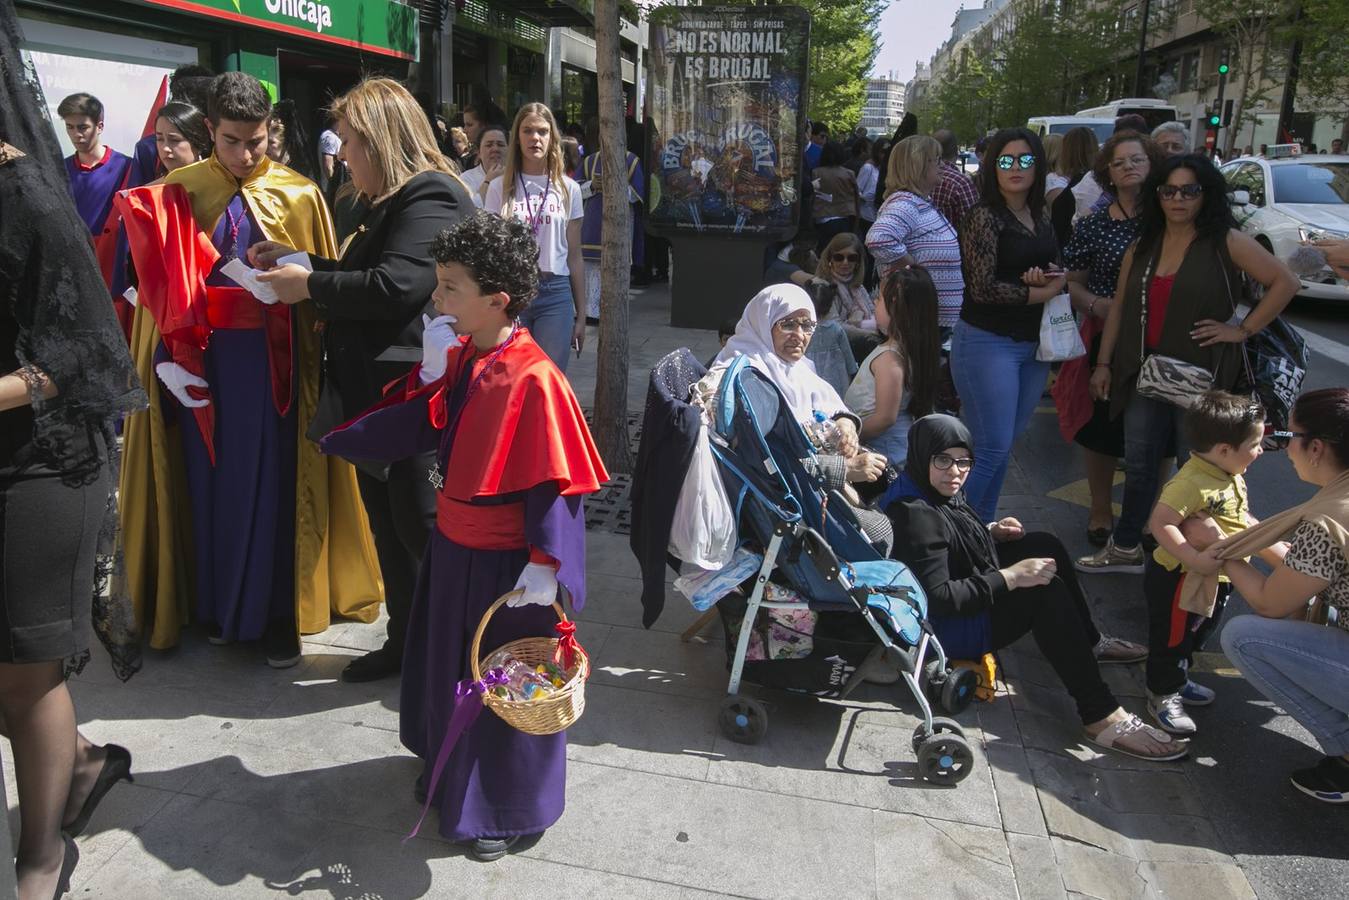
[887,498,1009,619]
[307,170,472,419]
[630,349,706,628]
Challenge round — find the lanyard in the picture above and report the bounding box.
[428,325,521,490]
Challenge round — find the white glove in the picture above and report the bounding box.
[508,562,559,608]
[418,313,459,384]
[155,361,210,408]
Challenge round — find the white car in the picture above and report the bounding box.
[958,151,980,176]
[1221,154,1349,301]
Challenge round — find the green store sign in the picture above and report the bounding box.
[135,0,419,59]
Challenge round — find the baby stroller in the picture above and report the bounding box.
[704,356,979,785]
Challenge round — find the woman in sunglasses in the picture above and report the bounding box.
[815,232,875,336]
[951,127,1063,523]
[884,415,1182,761]
[1079,154,1299,575]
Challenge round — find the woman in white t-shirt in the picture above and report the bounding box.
[484,103,585,372]
[460,124,508,210]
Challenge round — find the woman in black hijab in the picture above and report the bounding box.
[884,415,1188,761]
[0,9,147,896]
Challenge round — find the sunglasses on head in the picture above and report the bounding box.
[1157,183,1203,200]
[932,453,974,471]
[995,153,1036,171]
[832,253,860,263]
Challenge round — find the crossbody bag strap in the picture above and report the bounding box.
[1138,247,1156,366]
[1215,234,1257,386]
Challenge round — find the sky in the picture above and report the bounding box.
[870,0,970,82]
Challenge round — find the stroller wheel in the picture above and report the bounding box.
[911,716,966,754]
[917,733,974,785]
[942,667,980,715]
[719,695,768,744]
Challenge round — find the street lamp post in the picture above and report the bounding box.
[1133,0,1153,97]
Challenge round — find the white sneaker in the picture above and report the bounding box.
[1148,692,1197,735]
[1178,679,1216,706]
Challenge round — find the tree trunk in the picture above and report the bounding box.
[593,0,634,473]
[1226,34,1259,157]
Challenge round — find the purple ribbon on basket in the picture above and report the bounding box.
[405,667,509,841]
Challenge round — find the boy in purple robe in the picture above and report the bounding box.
[322,212,608,860]
[59,92,133,334]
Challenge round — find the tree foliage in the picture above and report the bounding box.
[1294,0,1349,123]
[1195,0,1296,156]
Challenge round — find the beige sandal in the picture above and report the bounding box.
[1087,713,1189,761]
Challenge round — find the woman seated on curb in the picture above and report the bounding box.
[884,414,1188,761]
[1197,388,1349,803]
[695,283,892,553]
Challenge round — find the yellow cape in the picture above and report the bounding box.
[121,154,383,649]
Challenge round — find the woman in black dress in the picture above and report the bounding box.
[0,12,147,896]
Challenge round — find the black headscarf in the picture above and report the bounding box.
[1,8,146,679]
[902,414,999,575]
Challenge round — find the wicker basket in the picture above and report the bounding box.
[471,590,590,735]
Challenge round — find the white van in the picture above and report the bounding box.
[1026,116,1115,143]
[1076,98,1178,131]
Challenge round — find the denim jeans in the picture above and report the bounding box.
[1114,392,1189,549]
[1221,616,1349,757]
[520,273,576,373]
[950,320,1050,523]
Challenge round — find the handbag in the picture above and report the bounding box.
[1035,292,1087,362]
[1133,251,1216,409]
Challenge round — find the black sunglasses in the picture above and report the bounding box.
[1264,426,1307,450]
[995,153,1036,171]
[832,253,860,263]
[1157,183,1203,200]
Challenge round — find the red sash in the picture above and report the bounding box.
[205,286,294,418]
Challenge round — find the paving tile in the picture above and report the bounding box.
[257,647,402,734]
[587,623,731,700]
[1137,860,1258,900]
[1006,833,1067,900]
[586,531,647,579]
[577,571,708,636]
[984,742,1048,837]
[1051,838,1145,900]
[871,810,1016,899]
[77,792,325,897]
[706,698,1002,830]
[566,682,716,781]
[527,760,877,898]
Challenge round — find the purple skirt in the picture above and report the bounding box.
[400,530,567,841]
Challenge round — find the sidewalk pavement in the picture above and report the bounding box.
[5,282,1343,899]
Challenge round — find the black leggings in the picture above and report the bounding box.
[991,532,1117,725]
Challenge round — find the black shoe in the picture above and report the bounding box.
[1141,532,1160,553]
[340,647,401,683]
[1290,756,1349,804]
[52,834,78,899]
[63,743,133,838]
[1087,526,1112,548]
[263,621,302,669]
[468,835,520,862]
[206,624,229,646]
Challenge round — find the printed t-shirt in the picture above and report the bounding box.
[1153,454,1250,575]
[484,172,584,276]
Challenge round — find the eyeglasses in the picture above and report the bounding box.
[1109,155,1150,170]
[774,318,817,335]
[932,453,974,471]
[1157,183,1203,200]
[1264,425,1308,450]
[832,253,860,263]
[995,153,1036,171]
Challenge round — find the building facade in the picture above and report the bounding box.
[861,74,906,135]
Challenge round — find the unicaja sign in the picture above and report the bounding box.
[264,0,333,33]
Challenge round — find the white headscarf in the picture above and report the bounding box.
[710,283,848,423]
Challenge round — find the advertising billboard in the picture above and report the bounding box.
[644,5,810,239]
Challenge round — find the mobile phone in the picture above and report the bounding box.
[572,337,581,357]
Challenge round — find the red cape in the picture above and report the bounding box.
[432,329,608,500]
[114,183,219,460]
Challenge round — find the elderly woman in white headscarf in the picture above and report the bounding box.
[696,284,893,552]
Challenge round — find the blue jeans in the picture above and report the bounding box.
[520,273,576,373]
[1114,392,1189,549]
[1222,616,1349,757]
[950,320,1050,522]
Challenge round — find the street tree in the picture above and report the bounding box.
[1293,0,1349,142]
[593,0,635,472]
[1194,0,1297,156]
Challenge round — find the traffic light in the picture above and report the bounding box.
[1208,111,1221,127]
[1218,63,1230,75]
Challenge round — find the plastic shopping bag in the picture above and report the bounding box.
[668,421,737,570]
[1035,293,1086,362]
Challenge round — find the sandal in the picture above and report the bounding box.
[1093,635,1147,665]
[1086,713,1189,761]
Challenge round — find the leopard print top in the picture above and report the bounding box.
[1284,520,1349,632]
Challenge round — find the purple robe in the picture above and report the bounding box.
[129,133,161,188]
[170,194,298,641]
[66,148,133,299]
[321,368,588,841]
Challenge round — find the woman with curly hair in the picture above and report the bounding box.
[321,212,607,860]
[250,77,473,683]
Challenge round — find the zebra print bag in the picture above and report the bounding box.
[1133,251,1216,409]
